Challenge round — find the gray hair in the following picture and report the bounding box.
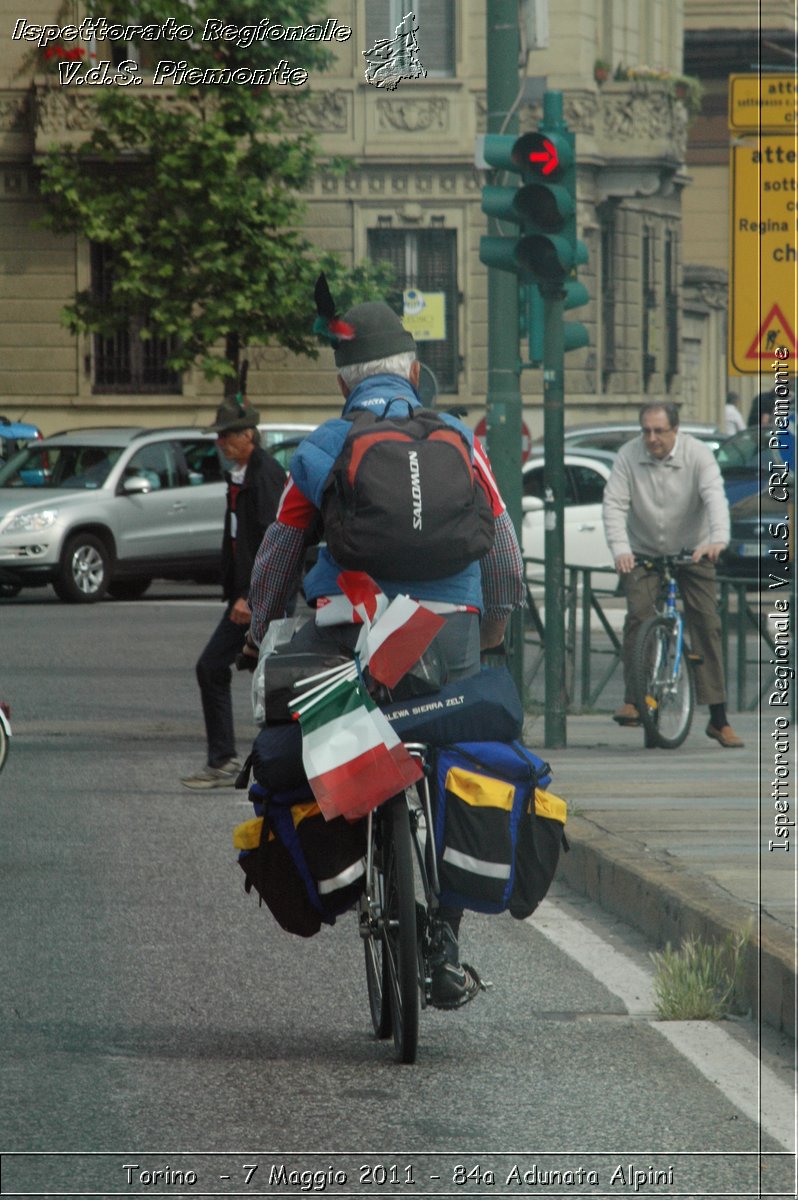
[337,350,417,389]
[639,401,680,429]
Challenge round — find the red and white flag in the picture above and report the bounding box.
[337,571,388,624]
[363,594,445,689]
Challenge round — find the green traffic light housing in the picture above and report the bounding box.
[479,95,589,354]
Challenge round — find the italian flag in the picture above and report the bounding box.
[364,594,445,688]
[298,677,421,822]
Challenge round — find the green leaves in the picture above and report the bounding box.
[38,0,391,380]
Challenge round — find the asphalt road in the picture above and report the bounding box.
[0,584,793,1199]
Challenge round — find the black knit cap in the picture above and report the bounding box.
[334,301,416,367]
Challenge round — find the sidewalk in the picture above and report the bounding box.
[522,708,796,1037]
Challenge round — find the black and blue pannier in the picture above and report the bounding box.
[249,665,524,794]
[234,782,366,938]
[432,741,568,919]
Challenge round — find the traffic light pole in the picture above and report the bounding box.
[485,2,524,698]
[542,280,567,747]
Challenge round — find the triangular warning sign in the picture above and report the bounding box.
[745,304,798,359]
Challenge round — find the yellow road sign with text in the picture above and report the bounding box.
[729,74,798,133]
[729,136,798,375]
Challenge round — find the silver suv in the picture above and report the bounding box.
[0,427,227,602]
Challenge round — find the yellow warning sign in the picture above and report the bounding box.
[729,137,798,375]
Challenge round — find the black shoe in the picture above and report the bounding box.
[429,921,485,1010]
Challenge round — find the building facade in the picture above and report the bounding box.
[1,1,706,436]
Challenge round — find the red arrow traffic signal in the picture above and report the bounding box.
[527,137,559,175]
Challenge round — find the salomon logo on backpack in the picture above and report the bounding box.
[321,400,495,580]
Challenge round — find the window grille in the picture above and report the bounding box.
[367,228,459,393]
[91,244,181,394]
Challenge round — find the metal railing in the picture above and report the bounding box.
[523,558,780,713]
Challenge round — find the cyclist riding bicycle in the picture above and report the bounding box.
[244,291,525,1008]
[602,401,744,749]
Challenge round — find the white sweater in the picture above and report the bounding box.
[602,433,730,560]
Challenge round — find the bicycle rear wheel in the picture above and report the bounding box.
[377,794,420,1063]
[633,615,695,749]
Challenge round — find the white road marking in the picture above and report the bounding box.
[532,899,796,1152]
[533,901,658,1014]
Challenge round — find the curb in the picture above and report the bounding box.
[559,814,796,1038]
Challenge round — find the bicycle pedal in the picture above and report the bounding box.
[463,963,492,992]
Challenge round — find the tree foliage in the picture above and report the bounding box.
[37,0,392,385]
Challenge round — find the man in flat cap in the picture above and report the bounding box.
[244,299,525,1008]
[181,397,286,789]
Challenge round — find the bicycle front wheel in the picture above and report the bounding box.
[380,794,420,1063]
[633,615,695,750]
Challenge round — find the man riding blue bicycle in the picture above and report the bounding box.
[244,286,525,1007]
[602,401,744,749]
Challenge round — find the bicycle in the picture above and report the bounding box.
[358,743,449,1065]
[0,700,10,774]
[630,554,697,750]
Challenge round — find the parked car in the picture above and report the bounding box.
[0,427,227,602]
[258,422,315,449]
[521,451,616,579]
[266,434,311,471]
[531,421,724,458]
[718,479,794,584]
[0,418,42,463]
[714,424,793,506]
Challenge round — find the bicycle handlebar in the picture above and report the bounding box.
[634,550,696,570]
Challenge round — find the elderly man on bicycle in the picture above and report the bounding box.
[602,401,744,749]
[244,293,525,1007]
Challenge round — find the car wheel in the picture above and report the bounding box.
[53,534,111,603]
[108,577,152,601]
[0,582,21,599]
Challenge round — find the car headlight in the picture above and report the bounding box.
[1,509,59,534]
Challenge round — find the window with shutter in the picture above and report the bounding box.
[368,228,459,393]
[364,0,455,77]
[90,244,181,394]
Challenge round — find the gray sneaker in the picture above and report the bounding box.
[181,758,241,790]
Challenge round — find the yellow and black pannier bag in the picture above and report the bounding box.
[234,782,366,938]
[432,741,568,918]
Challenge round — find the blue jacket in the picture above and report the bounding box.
[290,374,485,610]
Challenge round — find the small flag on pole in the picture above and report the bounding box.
[297,676,421,822]
[363,595,445,689]
[337,571,388,625]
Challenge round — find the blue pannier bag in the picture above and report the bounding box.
[249,665,524,794]
[432,741,568,918]
[234,782,366,938]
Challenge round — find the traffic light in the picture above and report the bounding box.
[479,106,589,352]
[522,278,588,362]
[479,126,584,281]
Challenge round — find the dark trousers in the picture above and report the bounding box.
[621,560,726,707]
[196,604,248,767]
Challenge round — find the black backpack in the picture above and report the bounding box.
[320,399,495,580]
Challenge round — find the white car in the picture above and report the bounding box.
[521,451,616,579]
